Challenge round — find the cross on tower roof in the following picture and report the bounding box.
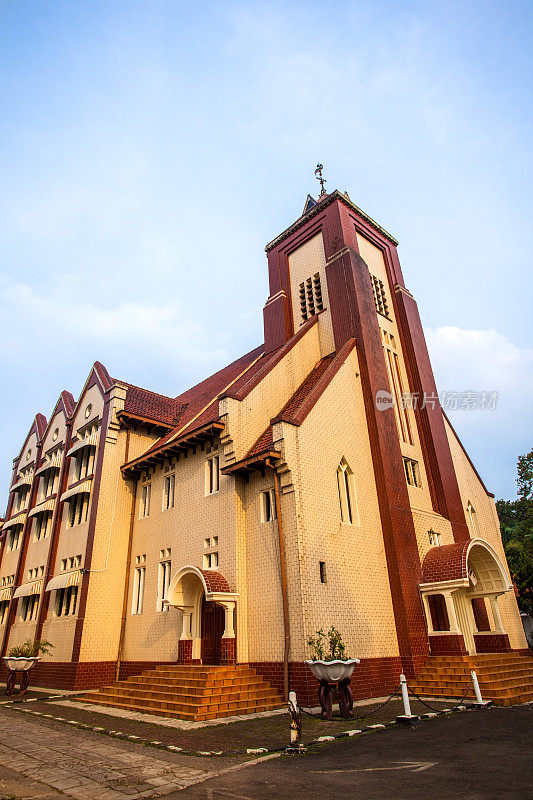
[314,162,327,196]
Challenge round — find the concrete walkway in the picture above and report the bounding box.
[0,706,257,799]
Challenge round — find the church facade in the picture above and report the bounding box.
[0,188,528,704]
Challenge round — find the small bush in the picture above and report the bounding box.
[7,639,53,658]
[307,626,348,661]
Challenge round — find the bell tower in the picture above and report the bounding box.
[262,179,472,674]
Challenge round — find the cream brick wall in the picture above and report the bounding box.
[288,232,335,357]
[289,347,399,660]
[444,416,527,649]
[18,430,38,472]
[221,321,321,463]
[121,438,238,663]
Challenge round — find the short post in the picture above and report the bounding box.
[468,670,491,708]
[396,673,421,727]
[286,691,306,753]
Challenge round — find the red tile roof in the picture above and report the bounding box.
[120,383,184,427]
[128,345,265,464]
[247,426,274,458]
[421,541,472,584]
[200,569,231,593]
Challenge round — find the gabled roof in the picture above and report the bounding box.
[13,413,48,466]
[122,345,265,472]
[39,391,76,445]
[223,339,357,476]
[118,383,184,428]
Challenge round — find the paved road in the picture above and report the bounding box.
[178,705,533,800]
[0,705,250,799]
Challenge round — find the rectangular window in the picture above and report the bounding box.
[68,494,89,527]
[21,594,40,622]
[299,273,324,322]
[260,489,277,522]
[140,484,151,518]
[371,275,390,319]
[157,550,172,612]
[163,474,175,510]
[42,468,58,499]
[55,586,78,617]
[0,601,9,625]
[76,446,95,481]
[319,561,327,583]
[34,512,52,541]
[132,555,146,614]
[428,530,441,547]
[7,528,21,551]
[203,551,219,570]
[403,458,421,487]
[206,456,219,495]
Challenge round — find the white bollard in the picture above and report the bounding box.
[396,674,421,727]
[286,691,306,752]
[400,674,412,717]
[471,670,484,704]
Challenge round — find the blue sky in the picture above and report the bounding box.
[0,0,531,507]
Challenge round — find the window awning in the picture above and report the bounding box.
[35,457,62,477]
[13,579,43,598]
[0,588,13,603]
[46,570,82,592]
[9,475,32,493]
[67,431,99,458]
[28,497,55,518]
[61,479,92,502]
[2,511,27,531]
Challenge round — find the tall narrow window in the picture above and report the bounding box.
[467,502,479,537]
[42,468,58,499]
[7,528,21,551]
[140,484,151,518]
[34,511,52,541]
[132,555,146,614]
[203,551,219,569]
[403,458,421,487]
[0,601,9,625]
[206,456,219,495]
[76,446,95,481]
[260,489,277,522]
[21,594,40,622]
[319,562,327,583]
[157,549,172,612]
[55,586,79,617]
[68,494,89,527]
[337,459,358,524]
[163,474,175,510]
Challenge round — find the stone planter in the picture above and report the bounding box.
[3,656,40,696]
[305,659,360,719]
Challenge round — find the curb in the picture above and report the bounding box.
[5,702,479,757]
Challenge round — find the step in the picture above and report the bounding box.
[80,693,282,720]
[93,685,280,706]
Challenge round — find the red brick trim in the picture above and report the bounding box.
[177,640,192,664]
[429,634,467,655]
[220,638,236,665]
[71,396,112,663]
[272,339,357,427]
[248,657,403,707]
[474,633,511,653]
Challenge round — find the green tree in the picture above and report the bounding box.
[496,449,533,615]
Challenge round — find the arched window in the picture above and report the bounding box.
[466,501,479,537]
[337,459,358,525]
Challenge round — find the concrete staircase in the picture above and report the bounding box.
[78,664,284,721]
[410,652,533,706]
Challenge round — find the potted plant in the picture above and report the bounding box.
[305,626,359,681]
[4,639,53,671]
[4,640,53,696]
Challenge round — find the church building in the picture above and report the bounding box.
[1,184,530,719]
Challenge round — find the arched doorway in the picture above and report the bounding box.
[420,539,512,655]
[165,565,238,665]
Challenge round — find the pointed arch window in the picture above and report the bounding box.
[337,459,358,525]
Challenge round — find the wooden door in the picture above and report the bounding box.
[201,598,224,664]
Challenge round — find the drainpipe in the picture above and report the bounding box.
[115,427,137,682]
[267,459,290,701]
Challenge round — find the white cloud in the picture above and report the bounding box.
[0,274,226,380]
